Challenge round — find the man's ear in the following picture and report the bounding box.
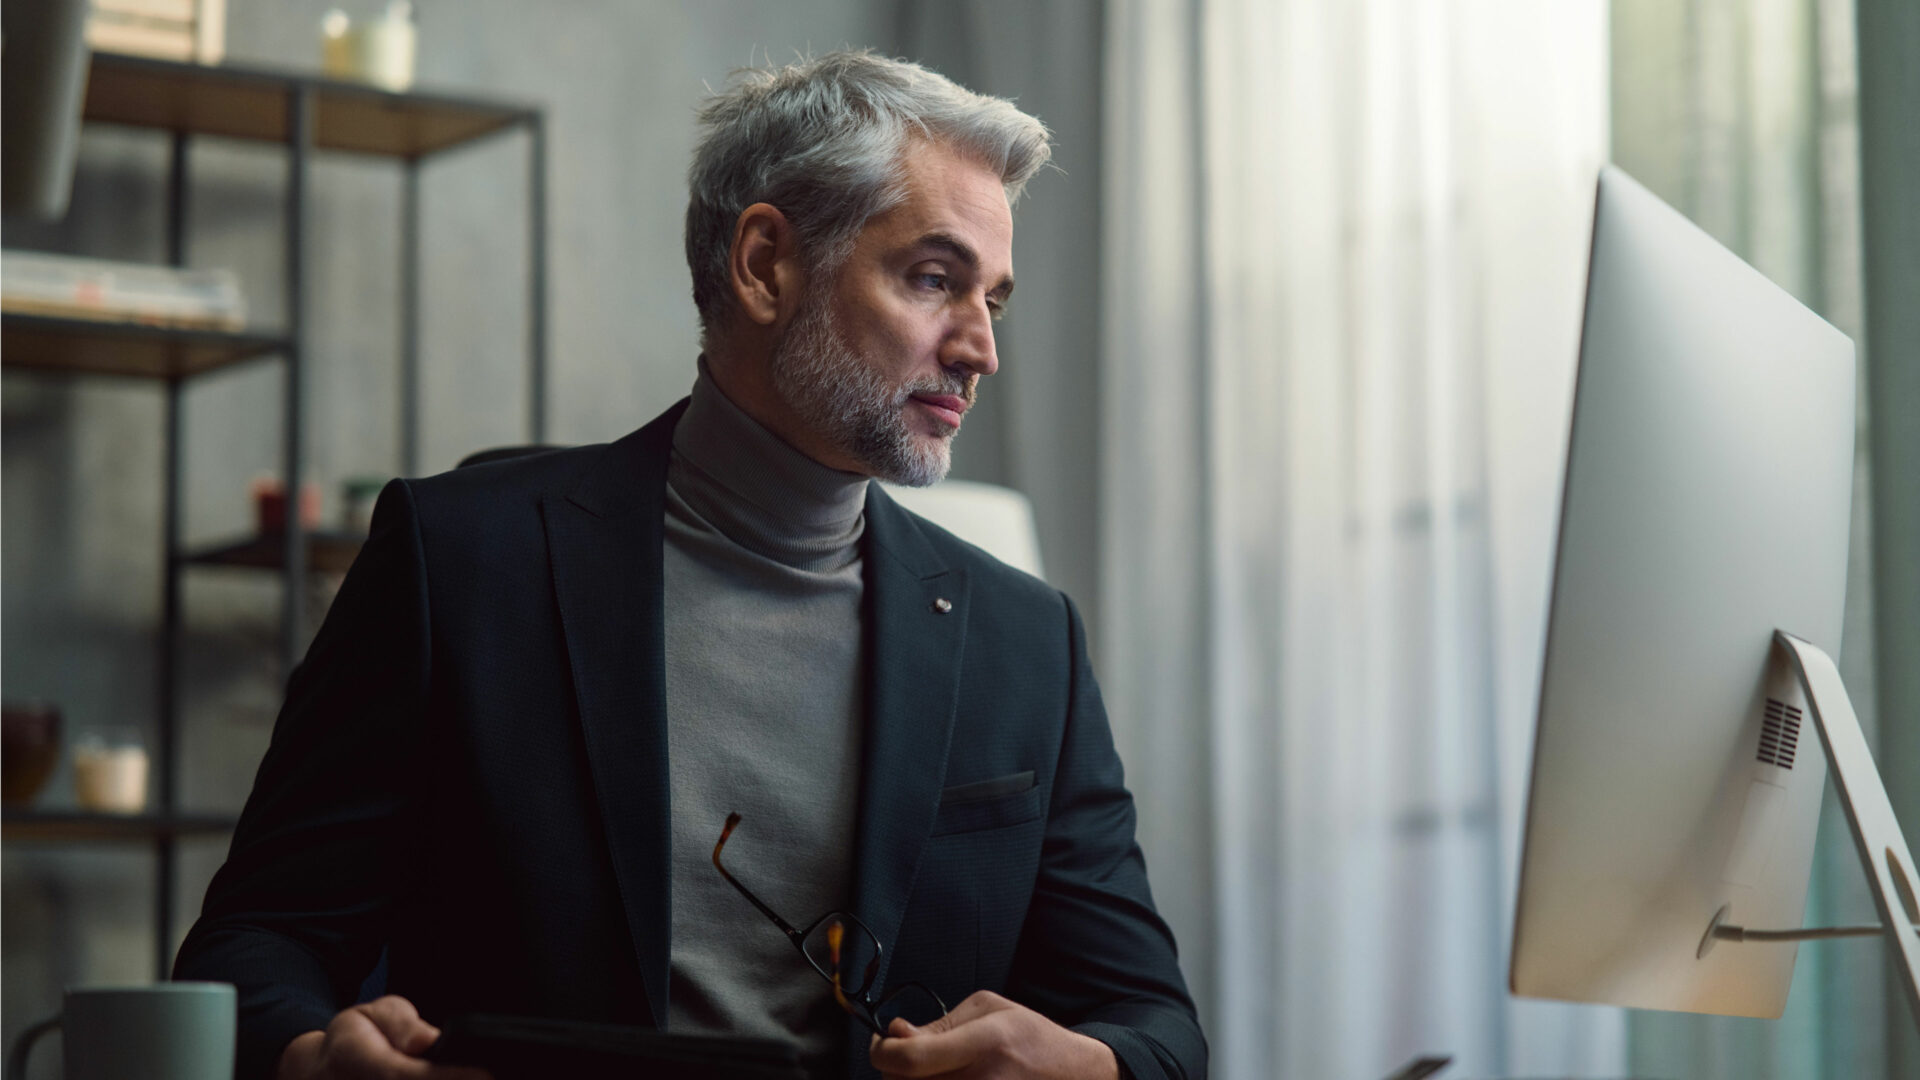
[728,202,803,327]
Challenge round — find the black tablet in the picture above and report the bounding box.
[424,1013,809,1079]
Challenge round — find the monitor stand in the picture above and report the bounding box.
[1703,631,1920,1029]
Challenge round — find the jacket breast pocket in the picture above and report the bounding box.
[929,771,1045,836]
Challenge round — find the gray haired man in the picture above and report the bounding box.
[177,50,1205,1080]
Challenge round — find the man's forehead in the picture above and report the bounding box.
[871,140,1014,268]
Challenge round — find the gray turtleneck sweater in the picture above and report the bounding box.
[663,361,868,1066]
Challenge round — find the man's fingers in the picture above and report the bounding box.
[313,997,493,1080]
[869,990,1018,1075]
[868,1011,1005,1077]
[916,990,1013,1035]
[355,995,442,1057]
[339,1031,493,1080]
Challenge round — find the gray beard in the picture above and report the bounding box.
[768,290,963,488]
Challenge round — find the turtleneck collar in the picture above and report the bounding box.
[667,357,869,569]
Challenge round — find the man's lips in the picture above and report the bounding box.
[910,393,968,427]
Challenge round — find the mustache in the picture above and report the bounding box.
[899,371,978,407]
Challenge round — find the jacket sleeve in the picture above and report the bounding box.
[1005,594,1209,1080]
[173,479,433,1080]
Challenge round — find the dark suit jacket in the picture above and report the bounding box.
[175,401,1205,1080]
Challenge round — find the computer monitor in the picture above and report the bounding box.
[1508,166,1920,1024]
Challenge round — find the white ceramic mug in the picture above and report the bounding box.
[6,983,236,1080]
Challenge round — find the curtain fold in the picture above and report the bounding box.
[1103,2,1616,1075]
[1097,0,1221,1035]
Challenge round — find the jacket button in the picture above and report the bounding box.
[932,597,953,614]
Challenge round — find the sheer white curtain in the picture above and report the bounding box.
[1102,2,1620,1075]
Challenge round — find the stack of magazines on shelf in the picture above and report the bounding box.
[2,250,247,331]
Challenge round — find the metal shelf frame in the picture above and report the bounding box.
[4,52,548,980]
[0,315,291,379]
[2,810,241,844]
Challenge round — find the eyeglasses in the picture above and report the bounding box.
[712,812,949,1038]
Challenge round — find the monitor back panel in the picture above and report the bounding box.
[1508,166,1855,1018]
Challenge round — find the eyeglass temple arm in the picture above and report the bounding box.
[877,980,949,1018]
[713,811,803,939]
[852,981,949,1039]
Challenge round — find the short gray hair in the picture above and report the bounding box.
[685,50,1052,341]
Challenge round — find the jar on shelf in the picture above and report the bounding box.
[2,701,62,806]
[73,726,148,815]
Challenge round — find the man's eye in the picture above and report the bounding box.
[914,273,948,291]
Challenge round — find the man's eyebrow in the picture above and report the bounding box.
[912,232,1016,301]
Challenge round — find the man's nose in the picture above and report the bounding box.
[944,295,999,378]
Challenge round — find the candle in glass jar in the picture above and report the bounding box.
[73,732,148,814]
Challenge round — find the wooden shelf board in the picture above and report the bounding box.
[84,52,536,158]
[2,809,238,843]
[182,531,364,573]
[2,314,287,380]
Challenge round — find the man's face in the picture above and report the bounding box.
[769,139,1014,487]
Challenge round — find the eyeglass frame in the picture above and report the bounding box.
[711,811,949,1038]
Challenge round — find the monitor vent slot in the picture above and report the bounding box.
[1758,698,1803,770]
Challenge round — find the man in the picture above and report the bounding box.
[176,50,1205,1080]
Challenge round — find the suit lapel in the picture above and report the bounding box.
[541,399,687,1030]
[851,486,970,996]
[542,412,971,1033]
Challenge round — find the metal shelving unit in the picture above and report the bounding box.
[2,810,242,844]
[181,531,368,573]
[1,51,547,979]
[0,315,290,379]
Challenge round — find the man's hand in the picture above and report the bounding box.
[867,991,1119,1080]
[275,995,494,1080]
